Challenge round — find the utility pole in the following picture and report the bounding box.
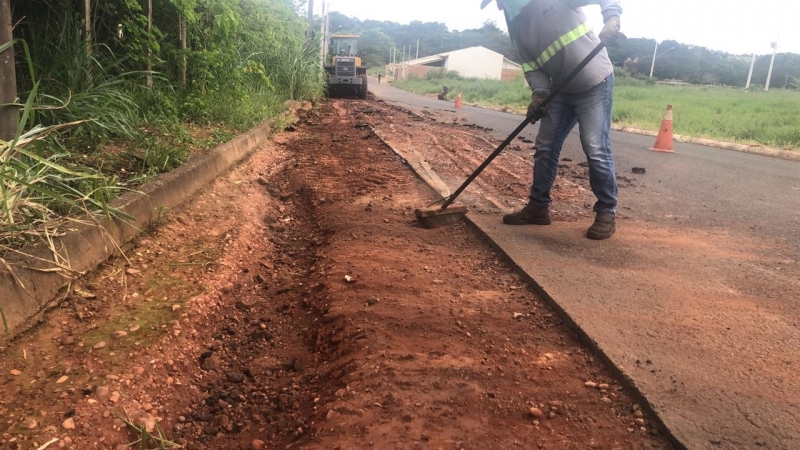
[416,39,419,59]
[649,40,658,78]
[84,0,92,59]
[765,34,778,91]
[745,53,755,90]
[324,6,330,57]
[0,0,17,141]
[146,0,153,86]
[319,0,326,65]
[307,0,314,40]
[179,13,188,87]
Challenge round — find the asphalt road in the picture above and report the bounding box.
[370,80,800,450]
[371,81,800,258]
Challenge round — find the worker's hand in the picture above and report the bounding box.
[527,94,549,122]
[599,16,625,46]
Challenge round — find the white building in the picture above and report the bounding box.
[387,46,523,81]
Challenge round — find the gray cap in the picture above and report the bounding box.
[481,0,493,9]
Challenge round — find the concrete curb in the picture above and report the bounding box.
[0,119,277,341]
[373,131,687,450]
[612,125,800,162]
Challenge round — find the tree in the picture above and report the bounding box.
[359,29,393,67]
[0,0,16,140]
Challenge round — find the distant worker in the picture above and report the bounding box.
[482,0,624,240]
[438,85,449,101]
[378,73,383,84]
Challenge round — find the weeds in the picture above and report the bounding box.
[119,408,182,449]
[26,12,143,146]
[1,40,127,247]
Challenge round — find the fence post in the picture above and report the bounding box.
[0,0,18,141]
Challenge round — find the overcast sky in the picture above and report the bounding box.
[319,0,800,56]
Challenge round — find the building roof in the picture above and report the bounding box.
[406,54,447,66]
[404,46,521,69]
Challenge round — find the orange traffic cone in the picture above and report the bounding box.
[455,92,462,109]
[650,105,674,153]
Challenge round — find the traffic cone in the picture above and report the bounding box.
[650,105,674,153]
[455,92,462,109]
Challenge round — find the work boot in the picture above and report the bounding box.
[503,203,552,225]
[587,212,616,240]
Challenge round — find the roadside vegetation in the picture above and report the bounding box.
[1,0,324,248]
[393,70,800,149]
[1,0,324,328]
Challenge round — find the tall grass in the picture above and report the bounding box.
[613,84,800,149]
[25,13,143,145]
[1,44,125,244]
[393,71,800,149]
[268,41,326,102]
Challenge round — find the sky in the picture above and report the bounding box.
[318,0,800,56]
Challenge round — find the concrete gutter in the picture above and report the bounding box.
[0,117,280,341]
[372,128,687,450]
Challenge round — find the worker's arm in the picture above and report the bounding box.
[525,71,552,98]
[563,0,622,21]
[517,43,552,97]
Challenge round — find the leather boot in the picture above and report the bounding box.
[503,203,552,225]
[587,212,616,240]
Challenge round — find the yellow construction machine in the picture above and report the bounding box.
[325,35,368,98]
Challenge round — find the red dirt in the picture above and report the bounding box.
[0,99,671,450]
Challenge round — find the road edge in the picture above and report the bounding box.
[611,125,800,162]
[372,127,688,450]
[0,116,286,342]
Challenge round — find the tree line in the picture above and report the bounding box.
[610,38,800,88]
[325,12,521,69]
[327,11,799,89]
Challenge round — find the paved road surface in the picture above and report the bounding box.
[370,80,800,450]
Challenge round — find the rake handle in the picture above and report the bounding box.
[441,42,606,210]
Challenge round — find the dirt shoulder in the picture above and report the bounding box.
[0,99,670,450]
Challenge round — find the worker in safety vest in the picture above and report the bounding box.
[482,0,623,240]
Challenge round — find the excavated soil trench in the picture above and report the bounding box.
[0,100,671,450]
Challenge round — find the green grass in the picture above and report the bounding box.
[393,72,800,150]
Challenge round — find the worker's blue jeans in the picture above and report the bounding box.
[530,75,617,213]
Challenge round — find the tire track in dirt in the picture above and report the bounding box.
[285,100,672,450]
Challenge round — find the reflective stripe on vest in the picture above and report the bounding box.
[521,22,591,72]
